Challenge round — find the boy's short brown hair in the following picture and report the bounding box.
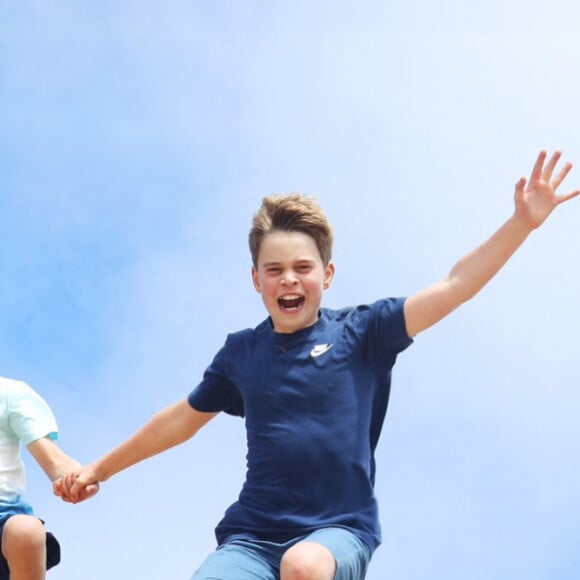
[249,194,334,267]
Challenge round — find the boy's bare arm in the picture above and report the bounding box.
[404,151,579,337]
[61,400,217,503]
[28,437,83,481]
[28,437,100,501]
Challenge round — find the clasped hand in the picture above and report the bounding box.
[53,472,99,504]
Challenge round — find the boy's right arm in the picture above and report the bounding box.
[60,400,217,503]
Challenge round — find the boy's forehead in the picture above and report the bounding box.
[257,231,321,263]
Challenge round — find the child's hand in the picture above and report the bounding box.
[514,150,579,229]
[53,472,99,504]
[53,472,77,502]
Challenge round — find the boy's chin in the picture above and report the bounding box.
[271,310,318,334]
[269,312,297,331]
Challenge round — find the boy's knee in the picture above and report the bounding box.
[280,542,336,580]
[2,515,46,556]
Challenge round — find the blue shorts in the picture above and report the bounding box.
[191,527,372,580]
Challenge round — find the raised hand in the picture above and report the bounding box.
[514,150,580,229]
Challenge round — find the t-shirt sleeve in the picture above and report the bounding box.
[187,339,244,417]
[363,297,413,368]
[7,381,59,446]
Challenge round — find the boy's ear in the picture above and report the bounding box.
[251,266,262,293]
[323,261,335,290]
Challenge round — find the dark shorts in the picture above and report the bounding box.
[0,516,61,579]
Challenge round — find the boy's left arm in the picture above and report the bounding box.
[404,150,579,337]
[27,437,99,501]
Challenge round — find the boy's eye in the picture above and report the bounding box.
[296,265,312,272]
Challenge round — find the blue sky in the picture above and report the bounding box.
[1,2,579,578]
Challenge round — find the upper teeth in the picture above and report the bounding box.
[281,294,300,300]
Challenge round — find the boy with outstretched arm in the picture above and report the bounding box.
[56,151,578,580]
[0,376,97,580]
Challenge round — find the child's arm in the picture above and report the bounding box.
[404,150,579,337]
[59,400,217,503]
[27,437,99,501]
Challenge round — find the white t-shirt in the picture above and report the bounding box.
[0,376,58,504]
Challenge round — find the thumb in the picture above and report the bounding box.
[83,482,100,499]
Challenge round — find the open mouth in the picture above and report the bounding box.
[277,294,305,310]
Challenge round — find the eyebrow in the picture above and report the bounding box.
[261,259,315,268]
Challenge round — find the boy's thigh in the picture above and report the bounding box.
[300,527,372,580]
[191,540,277,580]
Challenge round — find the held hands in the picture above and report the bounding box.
[53,467,100,504]
[514,150,580,229]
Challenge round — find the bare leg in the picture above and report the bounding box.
[280,541,336,580]
[2,515,46,580]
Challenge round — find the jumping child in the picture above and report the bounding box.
[57,150,578,580]
[0,376,97,579]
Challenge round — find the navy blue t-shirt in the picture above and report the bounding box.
[188,297,412,551]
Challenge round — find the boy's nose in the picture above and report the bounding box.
[281,272,298,285]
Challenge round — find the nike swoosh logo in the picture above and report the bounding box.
[310,344,333,358]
